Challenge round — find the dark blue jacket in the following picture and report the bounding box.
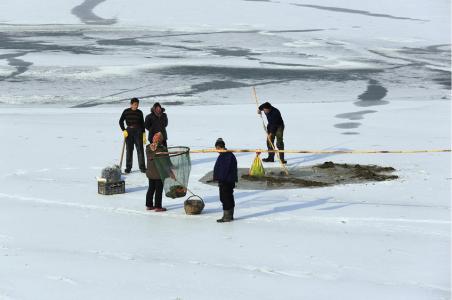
[213,152,238,184]
[259,104,284,134]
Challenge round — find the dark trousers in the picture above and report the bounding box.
[126,128,146,171]
[146,179,163,208]
[267,127,284,160]
[219,182,235,210]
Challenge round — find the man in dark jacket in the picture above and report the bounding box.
[213,138,238,223]
[145,102,168,147]
[119,97,146,173]
[257,102,287,163]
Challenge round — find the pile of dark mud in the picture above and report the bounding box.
[199,161,397,190]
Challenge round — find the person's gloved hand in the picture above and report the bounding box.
[143,133,147,144]
[123,130,128,138]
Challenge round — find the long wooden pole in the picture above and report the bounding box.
[156,148,450,158]
[252,87,289,175]
[187,148,451,154]
[119,139,126,170]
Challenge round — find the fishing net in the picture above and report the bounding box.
[249,153,265,177]
[154,146,191,199]
[101,165,122,182]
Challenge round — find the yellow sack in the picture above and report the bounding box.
[249,153,265,177]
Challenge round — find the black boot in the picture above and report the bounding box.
[279,153,287,164]
[217,209,234,223]
[262,153,275,162]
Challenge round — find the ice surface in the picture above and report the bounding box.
[0,0,450,299]
[0,0,450,106]
[0,101,450,299]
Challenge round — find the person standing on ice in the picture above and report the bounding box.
[257,102,287,164]
[145,102,168,147]
[145,132,173,212]
[213,138,238,223]
[119,97,146,173]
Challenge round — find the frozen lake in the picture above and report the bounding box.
[0,1,450,299]
[0,101,450,300]
[0,0,450,107]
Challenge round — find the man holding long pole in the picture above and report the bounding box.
[257,102,287,164]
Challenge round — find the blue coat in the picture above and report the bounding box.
[213,152,238,184]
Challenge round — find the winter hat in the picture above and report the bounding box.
[151,102,164,114]
[215,138,225,148]
[150,132,162,151]
[261,102,272,109]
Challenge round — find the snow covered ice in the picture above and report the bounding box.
[0,0,450,299]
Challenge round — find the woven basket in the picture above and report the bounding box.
[184,195,205,215]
